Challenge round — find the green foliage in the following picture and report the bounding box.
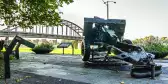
[32,43,54,51]
[0,53,15,60]
[15,76,31,83]
[72,40,78,49]
[133,35,168,52]
[0,0,74,28]
[10,55,15,60]
[143,43,168,52]
[32,43,54,54]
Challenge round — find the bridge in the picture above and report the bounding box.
[0,20,84,40]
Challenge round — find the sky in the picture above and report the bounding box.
[60,0,168,40]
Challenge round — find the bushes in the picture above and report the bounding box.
[32,43,54,54]
[143,43,168,52]
[133,35,168,59]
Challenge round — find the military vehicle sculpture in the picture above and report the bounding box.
[81,16,162,78]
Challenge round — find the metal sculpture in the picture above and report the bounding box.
[81,16,162,78]
[3,35,35,78]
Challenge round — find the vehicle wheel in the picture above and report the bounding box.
[130,65,162,78]
[81,41,84,56]
[82,40,91,61]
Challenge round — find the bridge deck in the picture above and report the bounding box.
[0,19,84,40]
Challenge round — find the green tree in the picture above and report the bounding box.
[0,0,74,28]
[72,40,78,49]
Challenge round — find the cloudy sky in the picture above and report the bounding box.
[60,0,168,40]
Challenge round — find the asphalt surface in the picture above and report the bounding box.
[1,52,168,84]
[0,70,89,84]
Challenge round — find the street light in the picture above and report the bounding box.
[102,0,116,19]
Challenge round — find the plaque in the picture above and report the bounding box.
[57,42,72,48]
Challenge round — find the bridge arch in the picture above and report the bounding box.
[0,19,84,40]
[61,19,83,36]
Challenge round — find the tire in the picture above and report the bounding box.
[81,41,84,56]
[82,40,91,61]
[130,65,162,78]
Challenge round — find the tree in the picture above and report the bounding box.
[72,40,78,49]
[0,0,74,28]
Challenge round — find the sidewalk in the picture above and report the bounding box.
[0,70,89,84]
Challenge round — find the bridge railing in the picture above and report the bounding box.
[0,19,84,40]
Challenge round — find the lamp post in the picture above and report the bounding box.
[102,0,116,19]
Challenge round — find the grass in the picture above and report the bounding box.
[1,47,82,55]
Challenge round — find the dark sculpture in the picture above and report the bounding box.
[81,16,162,78]
[3,35,35,78]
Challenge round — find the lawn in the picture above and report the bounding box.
[2,48,82,55]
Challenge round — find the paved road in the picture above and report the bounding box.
[5,53,168,84]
